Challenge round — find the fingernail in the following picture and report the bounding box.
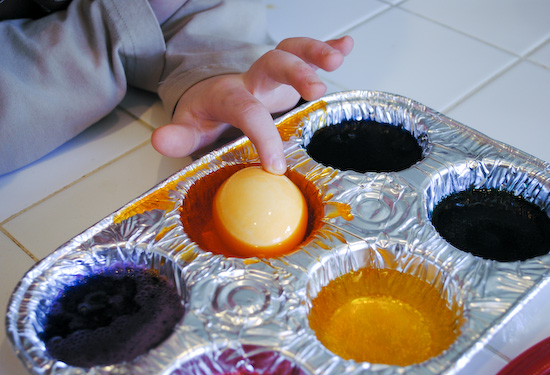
[322,45,338,56]
[271,158,287,175]
[305,74,323,86]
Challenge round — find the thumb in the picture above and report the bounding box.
[151,123,202,158]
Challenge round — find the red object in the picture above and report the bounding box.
[497,337,550,375]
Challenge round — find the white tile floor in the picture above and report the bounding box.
[2,0,550,374]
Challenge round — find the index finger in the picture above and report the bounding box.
[211,85,287,175]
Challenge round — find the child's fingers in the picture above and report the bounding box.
[276,36,353,72]
[245,36,353,102]
[152,117,234,158]
[326,35,354,57]
[244,49,326,102]
[156,77,287,175]
[211,85,287,175]
[151,123,201,158]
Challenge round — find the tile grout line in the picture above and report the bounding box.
[387,7,549,115]
[402,10,549,72]
[441,57,521,114]
[0,226,39,262]
[318,1,401,87]
[326,3,394,40]
[523,36,550,70]
[321,2,548,113]
[1,139,153,226]
[521,35,550,58]
[116,105,159,132]
[394,5,547,61]
[485,344,513,363]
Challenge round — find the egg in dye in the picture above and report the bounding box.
[212,166,308,257]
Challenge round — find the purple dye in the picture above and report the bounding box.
[41,264,185,367]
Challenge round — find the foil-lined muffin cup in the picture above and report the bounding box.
[6,90,550,375]
[164,344,312,375]
[5,210,194,375]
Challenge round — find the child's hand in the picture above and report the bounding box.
[151,36,353,175]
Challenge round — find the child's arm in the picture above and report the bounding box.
[0,0,165,175]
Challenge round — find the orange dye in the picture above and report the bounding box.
[304,167,354,222]
[325,201,353,221]
[113,180,179,224]
[180,164,244,257]
[309,268,462,366]
[113,162,217,224]
[180,164,326,258]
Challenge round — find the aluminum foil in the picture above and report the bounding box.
[6,90,550,375]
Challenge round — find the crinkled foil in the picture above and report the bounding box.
[6,91,550,375]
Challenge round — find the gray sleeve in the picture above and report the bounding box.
[158,0,275,116]
[0,0,274,175]
[0,0,165,175]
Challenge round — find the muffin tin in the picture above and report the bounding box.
[6,90,550,375]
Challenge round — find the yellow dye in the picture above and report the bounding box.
[313,240,332,250]
[309,268,462,366]
[276,101,327,141]
[113,181,179,224]
[112,161,216,224]
[154,224,177,242]
[325,201,353,221]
